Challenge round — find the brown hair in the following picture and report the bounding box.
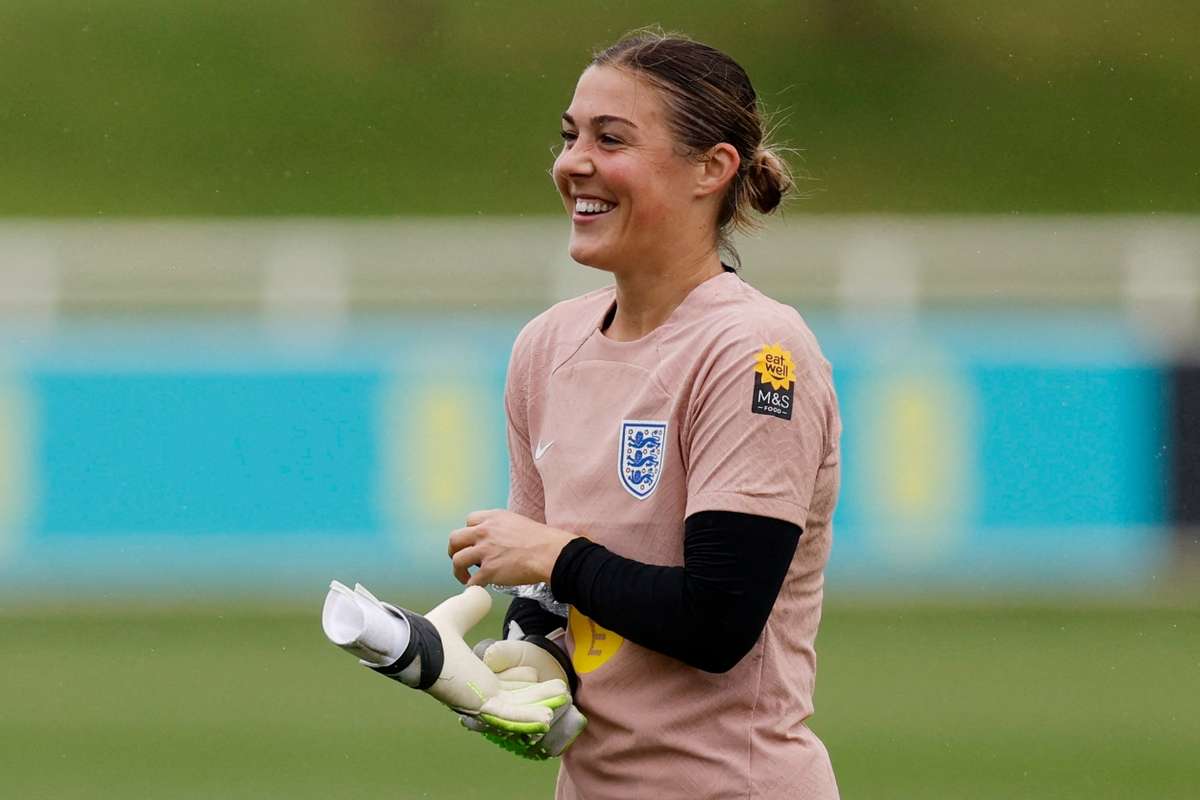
[592,30,793,268]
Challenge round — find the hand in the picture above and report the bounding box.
[448,509,578,587]
[323,582,569,730]
[461,696,586,760]
[324,582,503,709]
[460,621,587,759]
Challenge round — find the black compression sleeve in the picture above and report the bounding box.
[550,510,801,673]
[502,596,567,639]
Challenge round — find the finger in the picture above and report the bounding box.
[447,526,477,557]
[485,641,569,685]
[479,691,556,727]
[503,678,569,706]
[451,545,484,585]
[466,509,500,526]
[480,688,567,731]
[425,585,491,635]
[466,564,492,587]
[478,711,550,734]
[481,639,531,672]
[496,665,539,684]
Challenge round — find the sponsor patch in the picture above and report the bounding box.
[619,420,667,499]
[751,343,795,420]
[568,607,623,674]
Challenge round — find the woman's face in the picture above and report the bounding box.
[552,66,706,272]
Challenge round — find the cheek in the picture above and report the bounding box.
[598,162,646,209]
[620,168,678,222]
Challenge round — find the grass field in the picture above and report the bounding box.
[2,598,1196,799]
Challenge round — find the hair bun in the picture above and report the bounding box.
[746,148,792,215]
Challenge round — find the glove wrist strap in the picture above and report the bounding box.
[370,608,444,691]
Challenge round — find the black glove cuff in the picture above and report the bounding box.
[369,608,444,691]
[524,634,579,696]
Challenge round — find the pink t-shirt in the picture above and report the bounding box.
[505,270,841,800]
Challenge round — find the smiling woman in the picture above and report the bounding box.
[553,36,793,281]
[446,30,841,800]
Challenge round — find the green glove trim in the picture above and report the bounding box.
[478,714,550,735]
[536,694,569,710]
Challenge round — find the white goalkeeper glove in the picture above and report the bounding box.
[460,620,587,759]
[322,581,569,734]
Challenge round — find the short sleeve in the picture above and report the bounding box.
[684,330,834,529]
[505,324,546,523]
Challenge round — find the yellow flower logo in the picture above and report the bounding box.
[754,343,795,391]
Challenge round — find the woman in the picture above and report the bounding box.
[448,31,841,800]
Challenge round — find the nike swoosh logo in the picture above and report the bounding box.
[534,440,554,460]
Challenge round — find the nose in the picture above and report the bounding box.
[554,140,596,182]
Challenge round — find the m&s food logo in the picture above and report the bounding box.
[751,343,795,420]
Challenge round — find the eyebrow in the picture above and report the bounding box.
[561,112,638,129]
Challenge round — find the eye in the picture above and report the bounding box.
[559,130,578,145]
[599,134,623,146]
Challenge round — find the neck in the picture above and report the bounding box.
[604,249,725,342]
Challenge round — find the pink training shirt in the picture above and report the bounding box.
[505,270,841,800]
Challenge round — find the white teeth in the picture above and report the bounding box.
[575,198,614,214]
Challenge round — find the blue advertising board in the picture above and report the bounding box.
[0,312,1171,594]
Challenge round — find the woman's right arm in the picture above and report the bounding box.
[500,325,566,634]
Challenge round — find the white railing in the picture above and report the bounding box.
[2,215,1198,341]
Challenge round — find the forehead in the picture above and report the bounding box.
[565,65,666,129]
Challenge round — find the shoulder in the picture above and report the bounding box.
[677,276,840,454]
[671,274,831,385]
[510,285,614,371]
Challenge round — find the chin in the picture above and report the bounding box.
[568,237,619,273]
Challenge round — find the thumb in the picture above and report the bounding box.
[426,585,492,638]
[481,639,534,673]
[483,639,569,685]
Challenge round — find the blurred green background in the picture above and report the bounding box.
[4,599,1197,799]
[2,2,1199,799]
[1,0,1197,216]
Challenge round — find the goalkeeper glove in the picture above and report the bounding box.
[322,581,568,734]
[461,620,587,759]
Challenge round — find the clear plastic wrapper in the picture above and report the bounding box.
[489,581,569,618]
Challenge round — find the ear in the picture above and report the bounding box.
[694,143,740,199]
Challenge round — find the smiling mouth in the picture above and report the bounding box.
[574,198,616,216]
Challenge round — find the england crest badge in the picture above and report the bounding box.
[619,420,668,500]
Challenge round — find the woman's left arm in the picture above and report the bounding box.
[550,510,799,673]
[447,508,799,673]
